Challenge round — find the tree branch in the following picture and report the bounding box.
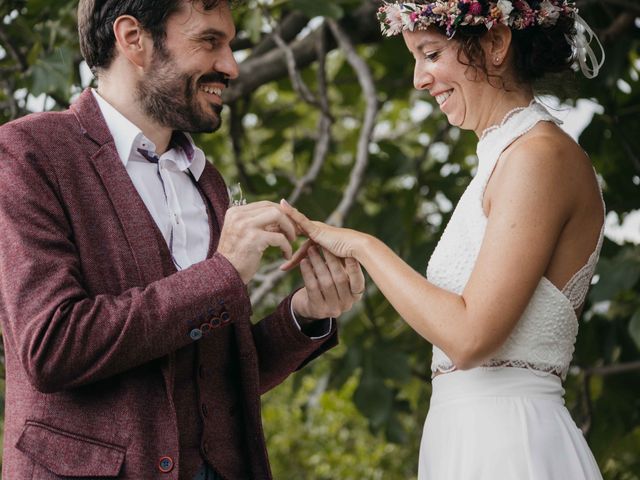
[596,0,640,15]
[224,1,381,104]
[326,19,379,227]
[250,11,310,58]
[600,12,636,43]
[288,23,333,205]
[229,97,257,193]
[250,22,334,307]
[577,360,640,436]
[583,360,640,377]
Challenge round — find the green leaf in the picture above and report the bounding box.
[29,46,74,96]
[589,250,640,304]
[629,309,640,350]
[371,344,412,382]
[353,371,393,430]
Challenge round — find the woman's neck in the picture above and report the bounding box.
[473,87,535,139]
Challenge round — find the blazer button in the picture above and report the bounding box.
[158,456,174,473]
[201,402,209,418]
[190,328,203,340]
[202,441,210,456]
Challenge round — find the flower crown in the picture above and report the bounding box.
[377,0,605,78]
[377,0,576,38]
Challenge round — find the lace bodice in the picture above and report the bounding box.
[427,101,604,379]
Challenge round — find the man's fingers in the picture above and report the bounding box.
[307,247,339,308]
[247,208,297,243]
[260,231,292,260]
[300,259,324,305]
[345,257,365,297]
[227,201,297,243]
[322,249,352,302]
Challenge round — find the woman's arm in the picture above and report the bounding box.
[282,135,576,369]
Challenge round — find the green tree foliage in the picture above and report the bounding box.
[1,0,639,478]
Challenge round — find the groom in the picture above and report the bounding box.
[0,0,364,479]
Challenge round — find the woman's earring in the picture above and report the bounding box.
[494,56,501,65]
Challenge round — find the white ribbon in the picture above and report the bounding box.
[568,13,606,79]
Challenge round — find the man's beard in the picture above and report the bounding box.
[136,47,225,134]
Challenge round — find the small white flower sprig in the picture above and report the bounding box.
[377,0,577,39]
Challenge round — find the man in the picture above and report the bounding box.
[0,1,364,478]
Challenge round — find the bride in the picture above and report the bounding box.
[281,1,605,478]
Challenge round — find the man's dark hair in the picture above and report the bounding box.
[77,0,227,74]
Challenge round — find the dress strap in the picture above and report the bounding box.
[476,101,562,178]
[560,185,606,310]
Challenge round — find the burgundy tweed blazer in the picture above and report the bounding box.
[0,90,337,479]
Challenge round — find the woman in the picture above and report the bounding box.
[280,1,605,478]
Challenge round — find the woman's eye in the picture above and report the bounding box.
[425,51,440,62]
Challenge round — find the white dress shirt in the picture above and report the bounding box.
[92,90,331,336]
[93,90,209,270]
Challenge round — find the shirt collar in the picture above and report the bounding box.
[92,89,206,180]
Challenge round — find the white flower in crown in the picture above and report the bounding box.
[383,3,405,36]
[496,0,514,19]
[539,0,561,26]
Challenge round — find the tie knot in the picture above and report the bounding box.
[137,148,160,164]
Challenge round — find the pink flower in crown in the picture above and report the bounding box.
[469,1,483,16]
[523,9,536,27]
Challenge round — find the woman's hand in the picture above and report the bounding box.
[279,199,367,271]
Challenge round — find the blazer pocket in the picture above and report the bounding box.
[16,420,126,478]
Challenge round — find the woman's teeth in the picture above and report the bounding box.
[436,91,452,105]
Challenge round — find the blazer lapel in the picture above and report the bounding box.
[196,166,228,257]
[71,89,170,285]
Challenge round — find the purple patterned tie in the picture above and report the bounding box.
[136,134,195,270]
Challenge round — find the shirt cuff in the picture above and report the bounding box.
[290,303,334,340]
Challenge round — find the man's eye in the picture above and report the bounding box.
[202,37,218,47]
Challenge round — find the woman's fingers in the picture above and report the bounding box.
[280,199,319,239]
[280,239,314,271]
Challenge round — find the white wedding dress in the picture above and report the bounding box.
[419,102,604,479]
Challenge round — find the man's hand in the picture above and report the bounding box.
[291,246,365,320]
[217,201,297,284]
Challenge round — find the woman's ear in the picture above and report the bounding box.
[484,23,512,68]
[112,15,151,69]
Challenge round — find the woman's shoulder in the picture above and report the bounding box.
[488,121,600,218]
[499,121,595,188]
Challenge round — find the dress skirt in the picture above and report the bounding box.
[418,367,603,480]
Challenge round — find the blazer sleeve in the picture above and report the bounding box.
[0,124,252,393]
[251,293,338,394]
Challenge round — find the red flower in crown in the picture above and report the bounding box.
[469,1,483,15]
[513,0,530,11]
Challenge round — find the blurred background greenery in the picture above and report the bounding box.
[1,0,639,478]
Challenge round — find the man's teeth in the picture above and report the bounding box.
[201,86,222,96]
[436,91,452,105]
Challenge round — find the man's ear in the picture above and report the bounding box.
[112,15,152,69]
